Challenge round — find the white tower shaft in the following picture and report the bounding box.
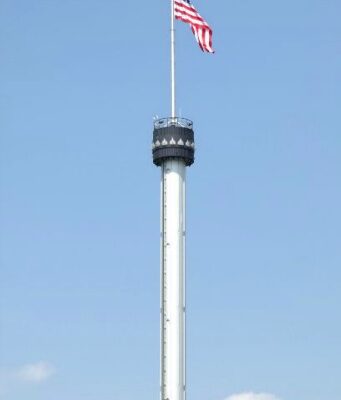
[161,158,186,400]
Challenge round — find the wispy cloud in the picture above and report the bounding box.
[17,361,56,383]
[0,361,56,394]
[225,393,280,400]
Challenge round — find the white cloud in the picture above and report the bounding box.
[225,393,280,400]
[17,362,56,383]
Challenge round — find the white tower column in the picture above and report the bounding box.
[161,158,186,400]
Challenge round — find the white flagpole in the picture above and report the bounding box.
[171,0,176,118]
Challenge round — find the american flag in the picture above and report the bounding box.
[174,0,214,53]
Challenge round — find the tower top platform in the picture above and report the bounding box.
[154,117,193,129]
[152,117,195,167]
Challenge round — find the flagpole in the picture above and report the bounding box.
[171,0,176,118]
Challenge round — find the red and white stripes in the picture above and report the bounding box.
[174,0,214,53]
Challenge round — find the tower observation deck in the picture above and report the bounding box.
[152,117,195,167]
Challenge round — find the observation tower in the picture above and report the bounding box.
[152,116,195,400]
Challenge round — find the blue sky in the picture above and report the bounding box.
[0,1,340,400]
